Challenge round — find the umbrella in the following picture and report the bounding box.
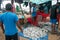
[30,0,51,4]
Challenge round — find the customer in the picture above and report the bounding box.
[31,3,37,20]
[50,5,57,34]
[56,3,60,32]
[0,3,23,40]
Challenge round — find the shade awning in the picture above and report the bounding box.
[30,0,51,4]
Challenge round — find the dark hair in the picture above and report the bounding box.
[6,3,12,11]
[39,6,44,10]
[32,3,36,7]
[51,5,57,14]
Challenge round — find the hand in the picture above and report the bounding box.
[20,25,23,33]
[21,29,23,33]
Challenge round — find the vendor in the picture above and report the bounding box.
[18,15,24,25]
[31,3,37,21]
[50,5,58,34]
[36,6,45,22]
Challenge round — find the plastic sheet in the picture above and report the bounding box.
[18,31,48,40]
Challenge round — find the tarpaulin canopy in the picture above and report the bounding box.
[15,0,23,4]
[30,0,51,4]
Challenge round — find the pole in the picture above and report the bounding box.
[0,0,2,10]
[11,0,14,5]
[57,0,58,3]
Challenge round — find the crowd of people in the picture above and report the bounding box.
[0,1,60,40]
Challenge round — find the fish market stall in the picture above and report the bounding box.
[18,24,51,40]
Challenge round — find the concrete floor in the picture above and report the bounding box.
[0,27,60,40]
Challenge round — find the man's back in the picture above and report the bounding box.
[0,12,18,35]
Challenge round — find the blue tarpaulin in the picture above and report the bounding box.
[18,32,48,40]
[30,0,51,4]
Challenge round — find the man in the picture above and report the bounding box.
[31,3,37,20]
[50,5,57,34]
[56,3,60,33]
[11,0,16,12]
[36,6,47,22]
[0,3,23,40]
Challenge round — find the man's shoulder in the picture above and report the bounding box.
[10,13,18,18]
[0,13,5,16]
[8,12,16,15]
[11,13,17,16]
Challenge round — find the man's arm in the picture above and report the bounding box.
[0,22,4,33]
[16,21,23,32]
[14,14,23,32]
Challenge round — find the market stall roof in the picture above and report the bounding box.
[15,0,51,4]
[30,0,51,4]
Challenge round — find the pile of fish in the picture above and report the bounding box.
[23,27,48,39]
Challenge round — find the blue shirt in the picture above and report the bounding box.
[32,7,36,17]
[0,12,18,35]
